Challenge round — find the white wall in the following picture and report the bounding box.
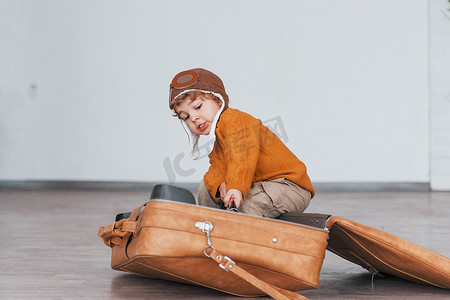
[430,0,450,191]
[0,0,431,185]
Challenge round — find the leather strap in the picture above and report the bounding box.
[97,202,146,248]
[207,249,309,300]
[98,218,138,247]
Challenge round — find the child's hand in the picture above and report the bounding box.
[223,189,243,209]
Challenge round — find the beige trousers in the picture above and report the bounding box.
[197,178,312,218]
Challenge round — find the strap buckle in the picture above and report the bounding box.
[218,256,235,272]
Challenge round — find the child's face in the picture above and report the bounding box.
[175,95,222,135]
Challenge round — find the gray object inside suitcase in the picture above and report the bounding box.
[115,184,195,221]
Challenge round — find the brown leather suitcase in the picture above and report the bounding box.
[98,200,329,299]
[98,184,450,298]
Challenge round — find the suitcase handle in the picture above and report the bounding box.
[98,202,147,247]
[207,248,309,300]
[98,218,138,247]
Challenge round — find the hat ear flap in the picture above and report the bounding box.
[180,119,200,160]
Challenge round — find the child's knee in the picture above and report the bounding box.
[240,182,282,218]
[240,178,311,218]
[281,179,311,212]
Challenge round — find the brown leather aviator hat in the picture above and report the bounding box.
[168,68,230,160]
[169,68,229,108]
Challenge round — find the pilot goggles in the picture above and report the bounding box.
[169,70,223,101]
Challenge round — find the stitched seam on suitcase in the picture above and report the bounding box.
[130,256,317,290]
[120,258,314,297]
[140,225,326,259]
[151,202,328,234]
[124,260,263,297]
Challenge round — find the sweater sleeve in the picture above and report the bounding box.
[222,114,261,199]
[204,146,227,199]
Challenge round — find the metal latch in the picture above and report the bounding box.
[195,221,215,257]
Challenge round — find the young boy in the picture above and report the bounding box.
[169,68,315,218]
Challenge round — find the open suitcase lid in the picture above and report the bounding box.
[326,216,450,289]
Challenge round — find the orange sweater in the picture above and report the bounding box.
[204,108,315,200]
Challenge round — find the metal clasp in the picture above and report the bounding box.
[195,221,213,232]
[219,256,235,272]
[195,221,215,257]
[227,202,238,213]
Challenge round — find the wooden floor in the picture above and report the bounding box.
[1,188,449,299]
